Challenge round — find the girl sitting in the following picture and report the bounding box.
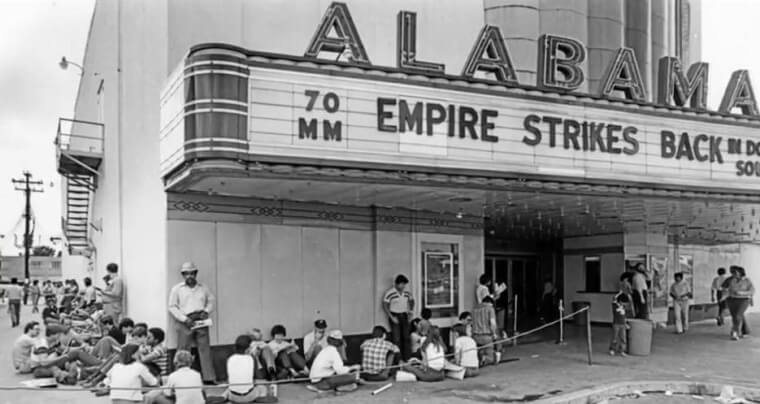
[401,326,448,382]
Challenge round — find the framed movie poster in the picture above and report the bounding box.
[423,252,454,309]
[649,256,669,308]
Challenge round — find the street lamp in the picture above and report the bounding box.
[59,56,84,75]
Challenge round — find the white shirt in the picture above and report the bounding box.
[476,284,490,303]
[455,336,479,368]
[107,362,158,401]
[30,338,49,365]
[383,287,412,314]
[424,344,445,371]
[632,272,648,291]
[267,340,295,356]
[226,354,254,394]
[83,286,96,303]
[168,282,214,322]
[309,345,351,382]
[164,367,205,404]
[303,331,327,359]
[3,285,23,300]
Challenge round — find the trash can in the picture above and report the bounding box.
[572,301,590,326]
[627,318,653,356]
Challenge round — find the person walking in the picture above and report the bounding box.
[97,263,124,322]
[382,274,414,361]
[669,272,692,334]
[30,280,41,314]
[725,265,755,340]
[631,264,649,320]
[711,268,728,326]
[168,262,217,384]
[22,280,30,306]
[4,278,24,327]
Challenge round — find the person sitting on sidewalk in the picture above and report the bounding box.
[409,318,424,360]
[609,292,630,356]
[449,312,473,351]
[12,321,42,374]
[248,328,277,381]
[138,327,168,380]
[42,297,61,325]
[303,319,329,367]
[307,329,362,393]
[452,323,479,378]
[144,350,205,404]
[223,335,269,403]
[401,326,447,382]
[30,325,103,380]
[472,296,500,366]
[268,325,308,379]
[419,309,432,337]
[359,326,400,381]
[92,317,133,360]
[105,344,159,403]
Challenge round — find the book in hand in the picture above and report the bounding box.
[191,319,213,330]
[495,283,507,295]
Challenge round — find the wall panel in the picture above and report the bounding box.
[339,230,375,334]
[301,227,341,333]
[260,225,303,338]
[374,231,413,325]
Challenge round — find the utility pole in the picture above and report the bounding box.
[12,172,44,280]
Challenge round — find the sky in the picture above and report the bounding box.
[0,0,758,255]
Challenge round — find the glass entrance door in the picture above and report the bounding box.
[484,256,541,330]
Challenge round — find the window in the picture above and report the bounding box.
[584,256,601,293]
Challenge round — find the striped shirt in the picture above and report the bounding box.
[472,302,497,335]
[383,287,412,314]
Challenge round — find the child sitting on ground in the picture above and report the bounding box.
[452,324,479,378]
[224,335,269,403]
[401,326,448,382]
[419,309,433,337]
[410,318,424,360]
[138,327,168,381]
[144,350,206,404]
[268,325,308,379]
[105,344,158,403]
[609,292,630,356]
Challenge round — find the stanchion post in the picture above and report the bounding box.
[512,294,518,347]
[560,299,565,341]
[585,306,593,365]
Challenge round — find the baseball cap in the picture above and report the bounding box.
[314,319,327,329]
[328,329,343,340]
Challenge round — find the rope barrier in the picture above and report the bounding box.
[0,307,590,393]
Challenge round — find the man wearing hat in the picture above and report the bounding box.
[307,329,361,393]
[168,262,217,384]
[96,263,124,322]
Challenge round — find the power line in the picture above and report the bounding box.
[11,171,44,280]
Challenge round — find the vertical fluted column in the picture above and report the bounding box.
[484,0,540,84]
[586,0,624,94]
[625,0,652,100]
[538,0,589,92]
[650,0,668,96]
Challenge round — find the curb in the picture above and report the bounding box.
[533,380,760,404]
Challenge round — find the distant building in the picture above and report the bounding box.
[0,256,62,282]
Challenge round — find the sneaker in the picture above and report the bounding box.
[336,383,358,392]
[731,332,740,341]
[609,350,615,356]
[306,384,330,394]
[619,352,628,357]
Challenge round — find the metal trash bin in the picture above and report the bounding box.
[627,318,653,356]
[572,301,590,326]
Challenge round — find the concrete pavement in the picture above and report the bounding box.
[0,303,758,404]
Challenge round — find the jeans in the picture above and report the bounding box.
[728,297,751,337]
[673,300,689,333]
[32,294,40,313]
[360,352,398,381]
[400,364,445,382]
[313,373,358,390]
[275,350,307,373]
[390,313,411,360]
[632,290,649,319]
[8,299,21,327]
[609,324,627,354]
[176,324,217,382]
[716,292,727,325]
[473,334,496,366]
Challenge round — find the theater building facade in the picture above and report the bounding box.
[58,0,760,362]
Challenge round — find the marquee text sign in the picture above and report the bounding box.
[247,65,760,192]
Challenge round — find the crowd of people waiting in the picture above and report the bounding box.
[8,266,511,403]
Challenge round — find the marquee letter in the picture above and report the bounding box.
[461,26,518,84]
[397,11,445,74]
[537,34,586,92]
[598,47,647,102]
[719,70,759,116]
[304,2,370,64]
[656,57,709,110]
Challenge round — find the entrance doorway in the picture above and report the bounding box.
[484,256,541,330]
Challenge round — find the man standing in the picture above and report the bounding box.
[472,296,500,366]
[631,264,649,320]
[712,268,728,326]
[30,280,41,314]
[4,278,24,327]
[670,272,692,334]
[97,263,124,322]
[382,274,414,361]
[168,262,217,384]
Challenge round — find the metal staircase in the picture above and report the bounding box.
[55,118,103,257]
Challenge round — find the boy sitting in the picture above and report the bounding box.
[452,323,479,378]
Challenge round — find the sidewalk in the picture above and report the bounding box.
[0,304,758,404]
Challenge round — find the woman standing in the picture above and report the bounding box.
[725,265,755,340]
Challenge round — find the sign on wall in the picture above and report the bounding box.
[245,66,760,193]
[423,252,454,309]
[649,256,669,308]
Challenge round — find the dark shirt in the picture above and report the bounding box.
[108,328,127,345]
[612,301,626,325]
[42,306,59,322]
